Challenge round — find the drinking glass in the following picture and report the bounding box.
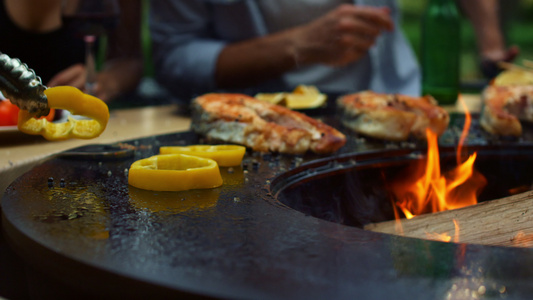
[61,0,120,95]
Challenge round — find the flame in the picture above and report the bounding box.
[392,96,487,220]
[456,98,471,165]
[453,219,460,243]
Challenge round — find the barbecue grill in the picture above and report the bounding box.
[3,111,533,299]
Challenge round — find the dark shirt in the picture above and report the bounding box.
[0,0,85,84]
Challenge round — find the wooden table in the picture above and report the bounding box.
[0,104,191,193]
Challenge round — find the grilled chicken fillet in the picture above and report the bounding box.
[480,85,533,136]
[190,93,346,154]
[337,91,450,141]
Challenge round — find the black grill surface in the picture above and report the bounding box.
[3,113,533,299]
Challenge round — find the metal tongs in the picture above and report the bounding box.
[0,52,49,117]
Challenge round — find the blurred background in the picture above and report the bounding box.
[399,0,533,91]
[135,0,533,103]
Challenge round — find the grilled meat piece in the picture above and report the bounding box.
[480,85,533,136]
[337,91,450,141]
[191,93,346,154]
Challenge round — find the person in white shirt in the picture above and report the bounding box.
[149,0,515,102]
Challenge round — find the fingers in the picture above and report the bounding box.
[330,5,393,65]
[46,64,86,90]
[504,45,520,62]
[336,5,393,44]
[336,33,376,53]
[479,45,521,79]
[338,4,394,32]
[328,49,366,67]
[91,83,107,102]
[337,17,381,40]
[292,4,394,66]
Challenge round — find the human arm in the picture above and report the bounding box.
[149,0,230,97]
[47,63,86,90]
[458,0,519,77]
[150,1,392,96]
[94,57,143,102]
[215,5,393,89]
[48,0,143,102]
[47,58,142,103]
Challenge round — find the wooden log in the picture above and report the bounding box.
[364,190,533,247]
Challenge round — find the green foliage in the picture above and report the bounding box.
[399,0,533,84]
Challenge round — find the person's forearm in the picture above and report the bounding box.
[97,57,143,101]
[215,29,300,89]
[214,4,392,89]
[458,0,504,59]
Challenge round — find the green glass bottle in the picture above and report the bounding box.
[420,0,461,105]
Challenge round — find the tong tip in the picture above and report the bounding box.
[0,52,49,117]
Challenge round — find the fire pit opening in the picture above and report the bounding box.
[272,145,533,233]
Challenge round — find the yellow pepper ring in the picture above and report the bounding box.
[159,145,246,167]
[17,86,110,141]
[128,154,223,192]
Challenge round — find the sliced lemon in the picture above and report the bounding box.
[493,69,533,86]
[254,93,287,106]
[292,84,321,95]
[285,93,327,109]
[255,85,326,109]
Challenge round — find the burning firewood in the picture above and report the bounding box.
[365,190,533,248]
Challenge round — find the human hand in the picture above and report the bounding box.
[480,45,520,79]
[290,4,393,66]
[91,58,143,103]
[46,64,126,102]
[92,73,120,103]
[46,63,86,90]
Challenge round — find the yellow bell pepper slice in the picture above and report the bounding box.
[17,86,109,141]
[128,154,223,192]
[159,145,246,167]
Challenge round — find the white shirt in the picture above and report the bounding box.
[255,0,419,95]
[257,0,352,33]
[150,0,421,100]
